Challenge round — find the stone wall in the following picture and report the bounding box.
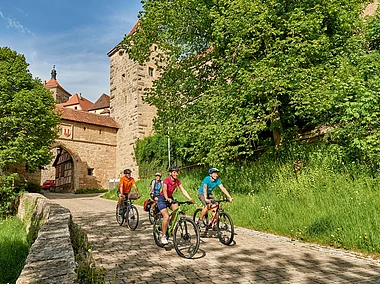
[16,193,76,284]
[109,47,158,176]
[41,120,118,191]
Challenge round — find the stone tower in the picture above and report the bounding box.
[107,24,159,176]
[43,66,71,103]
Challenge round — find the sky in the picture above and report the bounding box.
[0,0,143,103]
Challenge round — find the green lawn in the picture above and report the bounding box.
[0,217,29,284]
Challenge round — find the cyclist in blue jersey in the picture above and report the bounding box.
[150,172,163,212]
[197,168,232,227]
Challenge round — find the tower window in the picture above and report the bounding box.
[88,168,94,176]
[148,67,154,77]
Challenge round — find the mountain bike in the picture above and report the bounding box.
[153,200,200,258]
[193,199,234,245]
[116,197,139,230]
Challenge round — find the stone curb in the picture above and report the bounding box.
[16,193,76,284]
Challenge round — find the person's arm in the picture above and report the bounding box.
[119,182,124,197]
[219,184,232,202]
[150,181,154,193]
[203,184,210,204]
[179,184,194,203]
[162,183,171,202]
[133,183,140,196]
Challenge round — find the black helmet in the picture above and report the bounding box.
[208,168,220,175]
[124,169,132,174]
[168,166,179,172]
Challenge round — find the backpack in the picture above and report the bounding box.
[143,199,152,212]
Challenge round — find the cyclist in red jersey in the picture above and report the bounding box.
[157,166,194,245]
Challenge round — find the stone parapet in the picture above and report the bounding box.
[16,193,76,284]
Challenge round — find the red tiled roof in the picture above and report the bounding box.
[88,93,110,111]
[44,78,71,96]
[59,93,93,111]
[56,106,118,129]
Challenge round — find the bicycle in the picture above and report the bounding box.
[153,200,200,258]
[148,199,159,224]
[116,196,139,230]
[193,199,234,245]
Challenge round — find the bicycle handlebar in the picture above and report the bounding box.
[171,200,194,205]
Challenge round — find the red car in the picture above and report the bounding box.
[42,180,55,190]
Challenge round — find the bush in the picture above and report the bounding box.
[0,174,24,219]
[25,181,42,193]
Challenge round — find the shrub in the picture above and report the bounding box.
[0,174,24,219]
[25,181,42,193]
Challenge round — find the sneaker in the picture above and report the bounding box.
[161,236,168,245]
[118,209,123,216]
[211,224,217,231]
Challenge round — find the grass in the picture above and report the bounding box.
[0,217,29,284]
[101,143,380,258]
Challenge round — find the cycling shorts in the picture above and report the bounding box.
[198,193,214,207]
[157,195,173,211]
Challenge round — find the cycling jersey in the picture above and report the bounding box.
[160,177,181,197]
[197,176,222,195]
[119,176,136,194]
[151,179,163,195]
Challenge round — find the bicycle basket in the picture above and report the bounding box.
[128,192,140,200]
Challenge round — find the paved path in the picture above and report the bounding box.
[44,192,380,284]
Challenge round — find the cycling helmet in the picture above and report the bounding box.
[155,172,162,177]
[208,168,220,175]
[168,166,179,172]
[124,169,132,174]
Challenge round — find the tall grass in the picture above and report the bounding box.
[0,217,29,284]
[103,144,380,256]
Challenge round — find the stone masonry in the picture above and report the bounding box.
[108,43,158,176]
[16,193,76,284]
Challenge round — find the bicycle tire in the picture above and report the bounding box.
[148,205,157,225]
[173,217,200,258]
[217,212,234,245]
[116,205,125,226]
[127,205,139,230]
[153,213,165,247]
[193,208,209,236]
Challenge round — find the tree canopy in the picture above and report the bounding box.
[125,0,380,166]
[0,47,60,172]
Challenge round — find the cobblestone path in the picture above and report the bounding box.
[44,192,380,284]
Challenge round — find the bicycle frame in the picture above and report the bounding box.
[167,206,182,237]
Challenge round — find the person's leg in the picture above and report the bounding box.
[198,194,209,220]
[161,208,169,244]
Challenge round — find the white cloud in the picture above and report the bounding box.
[0,10,34,35]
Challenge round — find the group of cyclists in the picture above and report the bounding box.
[117,166,233,246]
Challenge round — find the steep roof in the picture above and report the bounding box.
[107,21,140,57]
[56,106,118,129]
[57,93,93,111]
[88,93,110,111]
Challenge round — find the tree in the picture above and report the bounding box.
[125,0,369,165]
[0,47,60,172]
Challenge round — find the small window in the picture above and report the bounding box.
[87,168,94,176]
[148,67,154,77]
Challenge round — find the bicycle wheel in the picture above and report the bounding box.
[116,205,125,226]
[173,217,200,258]
[217,212,234,245]
[148,205,156,225]
[127,205,139,230]
[193,208,209,236]
[153,213,165,247]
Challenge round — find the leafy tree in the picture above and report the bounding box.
[0,47,60,172]
[125,0,370,165]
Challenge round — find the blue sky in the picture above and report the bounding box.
[0,0,143,103]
